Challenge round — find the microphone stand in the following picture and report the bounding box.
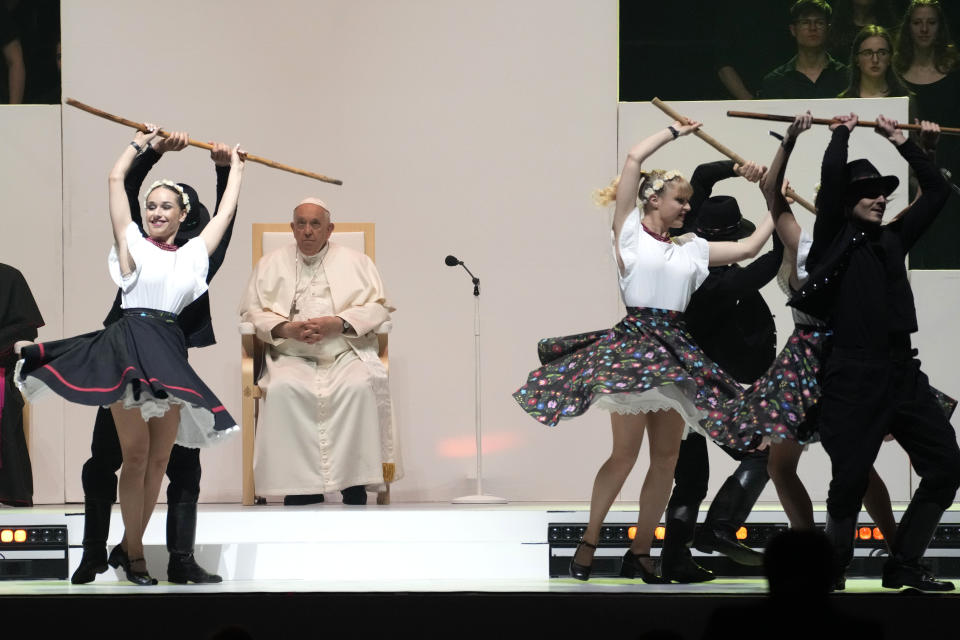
[447,257,507,504]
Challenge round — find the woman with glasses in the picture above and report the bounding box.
[839,25,910,97]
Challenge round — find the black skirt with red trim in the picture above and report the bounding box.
[16,308,236,447]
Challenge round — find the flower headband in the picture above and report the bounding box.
[144,179,191,213]
[640,169,684,203]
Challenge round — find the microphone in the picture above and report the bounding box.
[444,254,480,295]
[941,168,960,197]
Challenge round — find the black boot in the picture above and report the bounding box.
[70,498,112,585]
[694,460,768,566]
[661,504,714,583]
[341,485,368,505]
[825,512,856,591]
[166,501,222,584]
[882,501,954,592]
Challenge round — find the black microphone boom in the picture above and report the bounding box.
[444,254,480,296]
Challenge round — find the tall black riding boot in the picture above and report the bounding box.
[825,512,856,591]
[166,501,223,584]
[694,458,768,566]
[661,504,714,583]
[882,500,954,591]
[71,497,113,584]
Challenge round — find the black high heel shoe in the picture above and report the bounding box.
[620,550,671,584]
[125,558,157,586]
[108,545,157,585]
[569,539,598,581]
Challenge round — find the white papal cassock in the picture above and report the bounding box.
[240,241,400,495]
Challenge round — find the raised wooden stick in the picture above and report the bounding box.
[727,109,960,136]
[651,98,816,213]
[65,98,343,185]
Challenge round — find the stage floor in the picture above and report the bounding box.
[1,501,959,591]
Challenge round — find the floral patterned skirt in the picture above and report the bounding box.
[512,307,745,442]
[722,326,957,447]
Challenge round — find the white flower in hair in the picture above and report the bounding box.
[144,179,192,213]
[652,179,665,191]
[642,187,655,201]
[663,169,683,181]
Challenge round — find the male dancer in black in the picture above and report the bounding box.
[793,113,960,591]
[662,160,781,582]
[71,133,236,584]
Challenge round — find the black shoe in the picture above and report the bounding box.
[830,574,846,592]
[882,559,955,592]
[620,550,671,584]
[283,494,325,506]
[168,552,223,584]
[661,551,715,583]
[570,539,597,581]
[341,485,368,505]
[108,546,157,585]
[125,557,157,586]
[694,528,764,566]
[71,547,108,585]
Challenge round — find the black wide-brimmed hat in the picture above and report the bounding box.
[173,183,211,243]
[696,195,755,241]
[844,159,899,202]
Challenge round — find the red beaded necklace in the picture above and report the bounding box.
[147,237,179,252]
[641,223,672,244]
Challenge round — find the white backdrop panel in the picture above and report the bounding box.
[0,106,65,504]
[55,0,619,502]
[617,98,913,503]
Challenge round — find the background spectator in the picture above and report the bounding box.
[761,1,849,98]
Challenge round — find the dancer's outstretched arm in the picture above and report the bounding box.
[108,125,161,276]
[199,144,245,257]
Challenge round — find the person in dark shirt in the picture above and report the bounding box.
[0,264,44,506]
[71,131,237,586]
[761,0,850,98]
[716,1,796,99]
[791,112,960,591]
[661,159,781,582]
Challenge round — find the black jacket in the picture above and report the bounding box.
[789,128,948,350]
[679,160,781,384]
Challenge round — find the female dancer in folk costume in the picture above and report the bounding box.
[16,125,245,584]
[513,120,775,581]
[729,112,955,546]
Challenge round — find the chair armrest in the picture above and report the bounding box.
[238,322,256,335]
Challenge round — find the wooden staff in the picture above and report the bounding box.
[651,97,816,213]
[728,109,960,136]
[65,98,343,185]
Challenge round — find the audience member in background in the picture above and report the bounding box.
[893,0,960,268]
[701,530,884,639]
[829,0,898,59]
[0,2,25,104]
[715,1,795,99]
[762,1,849,99]
[838,25,911,97]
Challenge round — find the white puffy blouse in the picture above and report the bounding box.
[616,208,710,312]
[107,221,209,315]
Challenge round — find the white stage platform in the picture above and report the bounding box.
[1,501,959,588]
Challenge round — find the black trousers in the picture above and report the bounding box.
[81,406,201,504]
[820,350,960,518]
[669,431,767,509]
